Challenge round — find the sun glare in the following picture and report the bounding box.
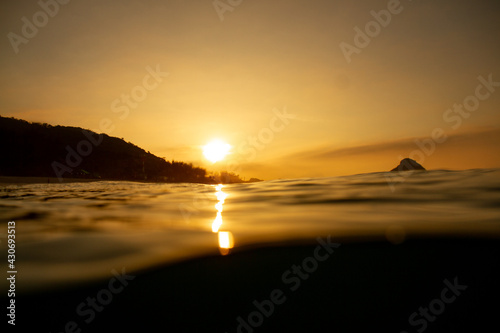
[203,139,231,163]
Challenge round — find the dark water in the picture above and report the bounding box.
[1,169,500,292]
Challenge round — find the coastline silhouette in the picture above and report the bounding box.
[0,116,259,184]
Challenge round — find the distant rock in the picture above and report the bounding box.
[390,158,426,172]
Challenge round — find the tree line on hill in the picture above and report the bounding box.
[0,116,259,184]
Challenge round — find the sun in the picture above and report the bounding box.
[203,139,231,163]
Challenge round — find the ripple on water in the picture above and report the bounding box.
[1,169,500,291]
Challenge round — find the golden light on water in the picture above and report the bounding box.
[211,184,234,255]
[219,231,234,249]
[211,184,225,233]
[212,184,227,233]
[212,212,222,233]
[215,187,228,202]
[202,139,231,163]
[218,231,234,253]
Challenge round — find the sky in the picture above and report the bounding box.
[1,0,499,180]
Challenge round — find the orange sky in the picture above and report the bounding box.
[1,0,499,180]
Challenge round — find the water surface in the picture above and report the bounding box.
[1,169,500,291]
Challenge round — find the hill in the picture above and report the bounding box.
[0,116,255,183]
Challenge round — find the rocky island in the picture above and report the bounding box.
[390,158,426,172]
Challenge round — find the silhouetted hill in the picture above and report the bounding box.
[0,116,249,183]
[390,158,426,172]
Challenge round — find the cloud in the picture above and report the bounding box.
[240,127,500,179]
[288,127,500,162]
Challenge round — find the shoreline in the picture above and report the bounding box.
[0,176,259,186]
[0,176,103,185]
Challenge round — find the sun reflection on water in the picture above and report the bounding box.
[218,231,234,256]
[212,184,234,255]
[212,212,222,233]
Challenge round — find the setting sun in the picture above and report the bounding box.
[202,139,231,163]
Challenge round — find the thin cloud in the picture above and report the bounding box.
[287,127,500,161]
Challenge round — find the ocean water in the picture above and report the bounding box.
[1,169,500,292]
